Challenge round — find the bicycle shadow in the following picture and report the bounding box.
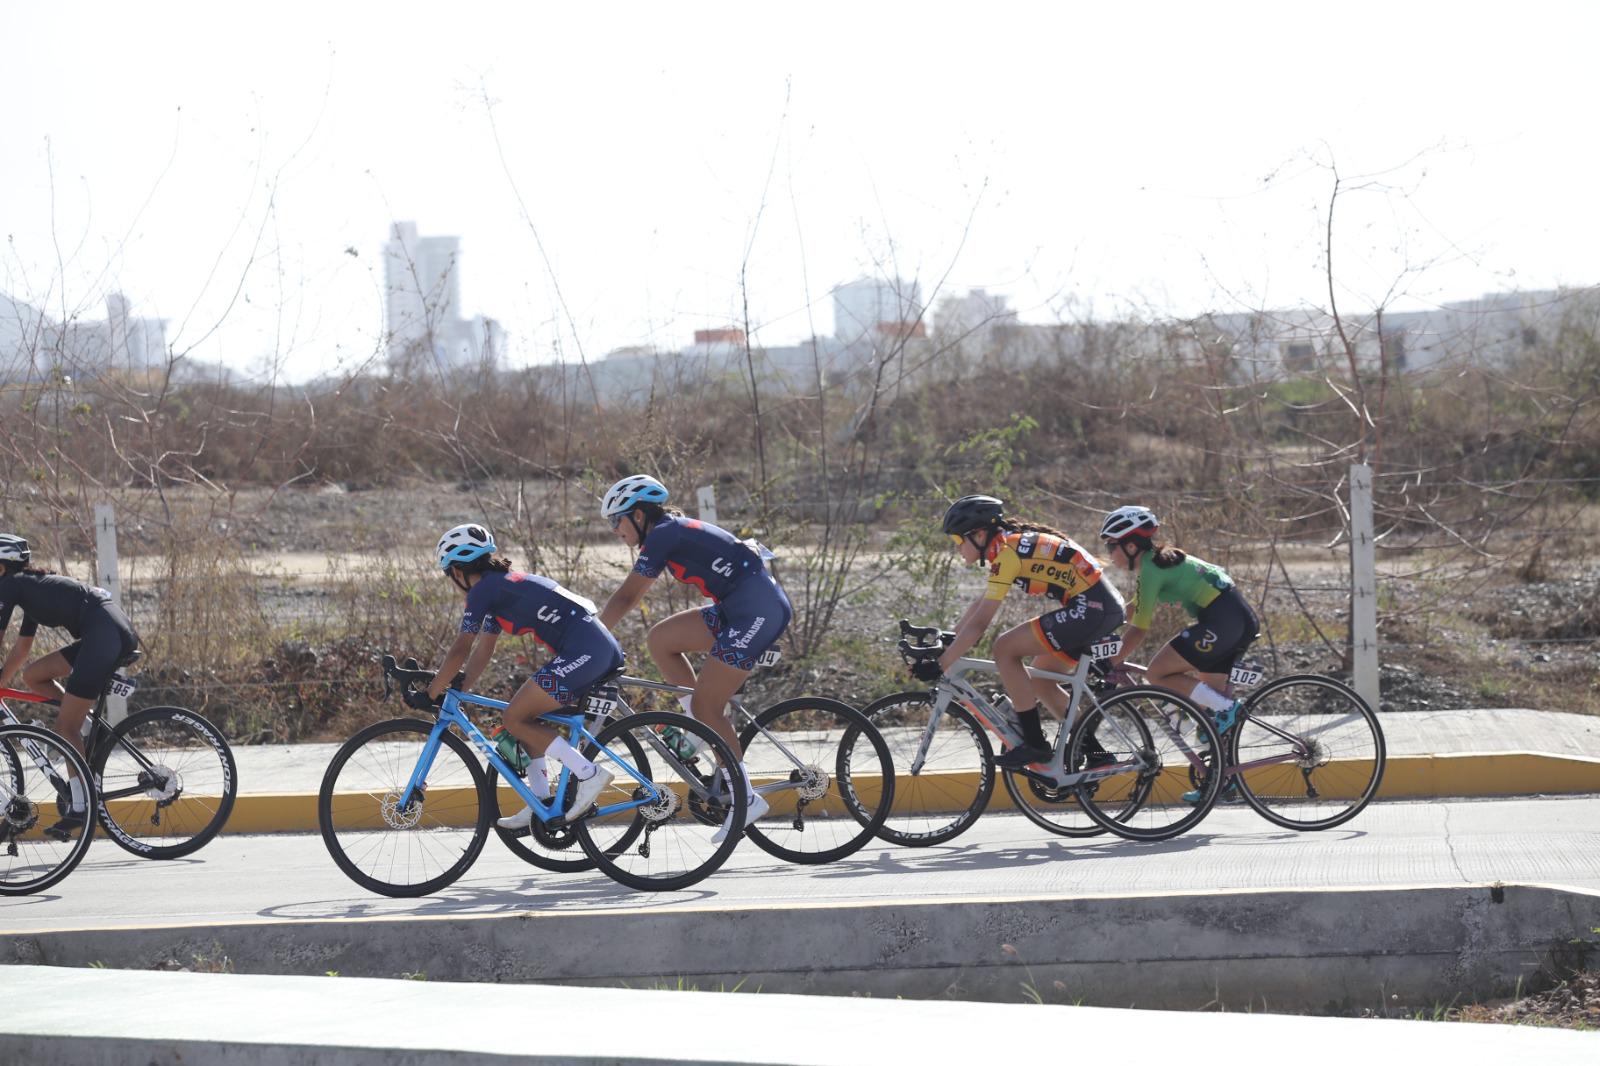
[815,832,1222,878]
[258,872,718,922]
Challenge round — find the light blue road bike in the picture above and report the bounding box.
[317,656,747,895]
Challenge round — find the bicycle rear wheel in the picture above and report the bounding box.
[854,691,994,847]
[1072,687,1223,841]
[318,717,493,897]
[1231,674,1386,830]
[91,706,238,859]
[739,696,894,865]
[0,724,97,895]
[576,711,745,892]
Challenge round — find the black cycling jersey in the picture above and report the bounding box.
[0,571,115,639]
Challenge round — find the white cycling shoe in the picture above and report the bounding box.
[496,806,536,830]
[568,767,614,819]
[712,790,769,844]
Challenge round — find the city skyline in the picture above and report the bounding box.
[4,2,1598,383]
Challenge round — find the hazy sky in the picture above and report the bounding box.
[4,1,1596,381]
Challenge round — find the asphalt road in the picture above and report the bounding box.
[4,796,1598,934]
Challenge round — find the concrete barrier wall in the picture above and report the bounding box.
[8,883,1597,1013]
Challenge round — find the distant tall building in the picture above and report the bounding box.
[383,221,500,374]
[0,290,165,380]
[832,277,925,345]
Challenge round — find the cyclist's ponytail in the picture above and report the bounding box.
[1149,543,1188,569]
[996,515,1073,542]
[635,502,685,530]
[457,555,514,575]
[0,561,52,577]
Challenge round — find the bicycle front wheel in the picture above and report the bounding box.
[92,706,238,859]
[318,718,493,897]
[1072,687,1224,841]
[1232,674,1386,830]
[0,724,97,895]
[576,711,746,892]
[740,697,894,865]
[857,691,994,847]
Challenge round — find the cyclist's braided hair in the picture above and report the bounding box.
[996,515,1074,542]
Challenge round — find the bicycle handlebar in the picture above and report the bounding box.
[896,619,955,665]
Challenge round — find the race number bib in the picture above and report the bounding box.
[756,648,783,668]
[585,687,619,716]
[1229,664,1264,688]
[109,674,139,698]
[1090,638,1123,661]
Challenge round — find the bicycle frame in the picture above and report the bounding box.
[600,675,820,805]
[914,654,1215,790]
[401,688,677,827]
[0,686,176,809]
[0,688,85,794]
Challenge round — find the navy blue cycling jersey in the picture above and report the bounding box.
[632,516,764,601]
[460,570,600,650]
[0,571,115,639]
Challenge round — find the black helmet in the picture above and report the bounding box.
[941,495,1004,537]
[0,534,29,566]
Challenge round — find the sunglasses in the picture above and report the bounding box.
[949,534,966,546]
[609,514,625,531]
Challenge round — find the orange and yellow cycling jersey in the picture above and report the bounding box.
[983,530,1105,604]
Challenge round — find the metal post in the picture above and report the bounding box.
[696,485,719,525]
[93,503,128,723]
[1348,464,1380,712]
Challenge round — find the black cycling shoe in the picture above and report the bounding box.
[43,811,87,841]
[994,742,1054,770]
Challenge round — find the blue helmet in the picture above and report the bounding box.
[436,523,495,570]
[601,474,669,519]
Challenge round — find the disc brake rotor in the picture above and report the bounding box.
[794,766,830,802]
[640,786,681,824]
[140,766,182,804]
[379,790,425,829]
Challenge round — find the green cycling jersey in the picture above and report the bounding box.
[1127,551,1234,630]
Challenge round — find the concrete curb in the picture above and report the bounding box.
[7,883,1599,1013]
[203,751,1600,835]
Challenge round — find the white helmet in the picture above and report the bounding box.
[0,534,30,565]
[436,523,496,570]
[601,474,669,519]
[1100,505,1159,542]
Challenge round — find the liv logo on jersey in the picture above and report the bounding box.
[711,557,735,578]
[536,604,563,624]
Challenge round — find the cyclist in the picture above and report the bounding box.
[1098,505,1260,799]
[925,495,1125,770]
[0,532,140,838]
[597,474,790,842]
[424,523,622,830]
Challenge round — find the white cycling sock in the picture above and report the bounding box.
[1191,683,1233,713]
[526,757,550,797]
[546,736,598,779]
[68,775,88,814]
[677,693,695,716]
